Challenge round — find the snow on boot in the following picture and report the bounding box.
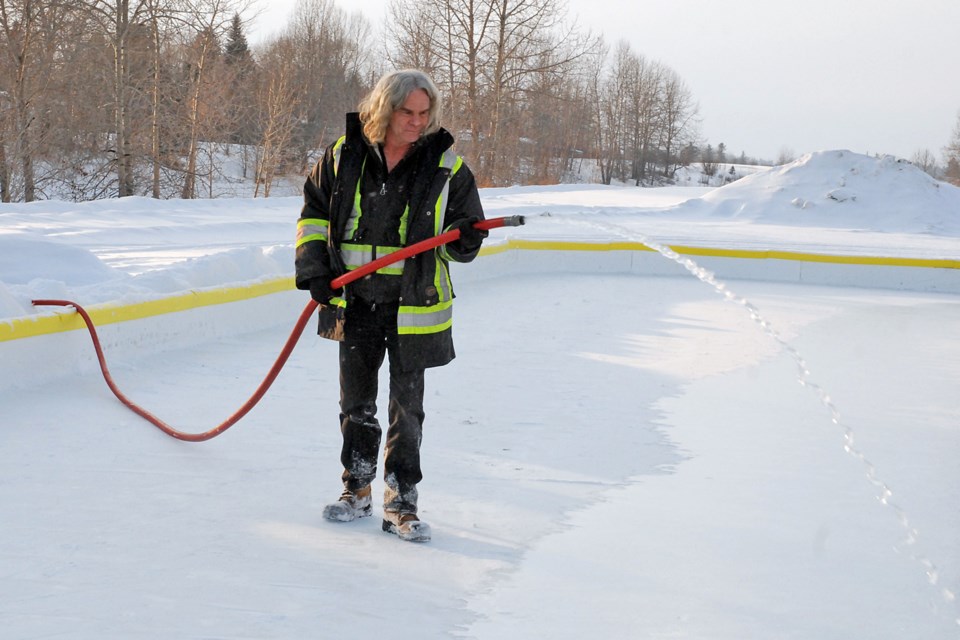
[382,511,431,542]
[322,485,372,522]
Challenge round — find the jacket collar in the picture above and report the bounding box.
[344,112,454,159]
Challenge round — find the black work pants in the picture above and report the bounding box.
[338,300,425,514]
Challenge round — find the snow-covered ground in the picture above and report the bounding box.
[1,151,958,639]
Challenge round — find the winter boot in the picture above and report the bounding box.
[382,511,431,542]
[322,485,372,522]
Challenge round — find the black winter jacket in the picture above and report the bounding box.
[295,112,485,370]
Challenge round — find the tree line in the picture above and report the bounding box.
[0,0,716,202]
[917,113,960,186]
[0,0,378,201]
[5,0,954,203]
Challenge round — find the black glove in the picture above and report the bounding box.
[309,278,342,305]
[452,216,488,252]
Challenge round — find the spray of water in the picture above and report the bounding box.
[559,215,958,628]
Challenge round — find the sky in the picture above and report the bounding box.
[248,0,960,163]
[2,151,959,638]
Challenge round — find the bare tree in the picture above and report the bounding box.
[700,143,717,181]
[386,0,445,74]
[945,157,960,186]
[388,0,597,185]
[943,110,960,186]
[655,68,698,179]
[142,0,180,198]
[387,0,496,172]
[178,25,219,198]
[480,0,594,184]
[178,0,253,198]
[75,0,160,196]
[47,7,118,200]
[590,40,701,186]
[252,38,301,197]
[0,0,54,201]
[776,146,797,166]
[279,0,375,165]
[910,148,938,178]
[0,112,9,201]
[0,1,23,201]
[0,0,108,200]
[523,48,597,184]
[626,54,664,185]
[596,41,634,184]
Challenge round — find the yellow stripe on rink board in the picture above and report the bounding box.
[670,245,960,269]
[481,239,960,270]
[2,241,957,343]
[1,276,295,343]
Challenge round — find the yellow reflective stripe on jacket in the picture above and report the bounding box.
[436,151,465,263]
[340,242,406,275]
[397,300,453,335]
[435,150,461,232]
[433,259,453,301]
[398,203,410,244]
[296,218,329,248]
[429,149,463,299]
[297,137,345,249]
[341,156,366,241]
[331,136,346,177]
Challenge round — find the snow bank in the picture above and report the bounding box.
[0,233,120,286]
[685,150,960,234]
[0,280,28,318]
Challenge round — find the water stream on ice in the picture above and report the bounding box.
[533,213,958,630]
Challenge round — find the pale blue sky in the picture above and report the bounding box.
[251,0,960,163]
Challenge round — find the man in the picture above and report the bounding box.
[295,70,487,542]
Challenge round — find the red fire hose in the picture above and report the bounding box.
[32,215,524,442]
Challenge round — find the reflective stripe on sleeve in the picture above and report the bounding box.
[341,156,366,241]
[296,218,329,248]
[331,136,346,177]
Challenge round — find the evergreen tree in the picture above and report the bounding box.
[223,13,257,145]
[225,13,252,67]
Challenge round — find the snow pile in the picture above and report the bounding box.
[685,150,960,234]
[0,280,27,317]
[0,233,120,286]
[0,233,124,317]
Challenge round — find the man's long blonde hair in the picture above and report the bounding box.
[358,69,443,144]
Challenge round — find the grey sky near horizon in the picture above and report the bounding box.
[251,0,960,163]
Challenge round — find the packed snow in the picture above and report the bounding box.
[1,151,958,639]
[689,150,960,235]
